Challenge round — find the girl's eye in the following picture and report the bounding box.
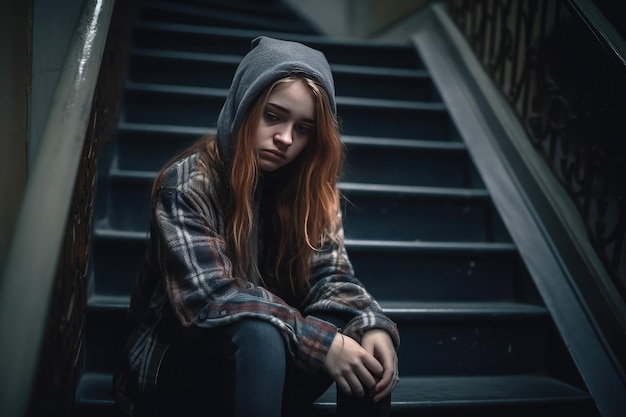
[264,111,280,122]
[296,124,314,134]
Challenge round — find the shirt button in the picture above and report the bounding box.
[220,310,227,316]
[198,311,208,320]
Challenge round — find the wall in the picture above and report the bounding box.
[0,1,31,266]
[0,0,86,267]
[283,0,428,38]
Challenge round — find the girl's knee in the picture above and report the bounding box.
[229,319,285,358]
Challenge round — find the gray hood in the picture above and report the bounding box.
[216,36,336,163]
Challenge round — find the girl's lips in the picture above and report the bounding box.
[262,149,286,160]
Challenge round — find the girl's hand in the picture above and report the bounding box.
[361,329,399,402]
[322,333,383,397]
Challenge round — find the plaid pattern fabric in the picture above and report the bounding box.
[114,153,399,415]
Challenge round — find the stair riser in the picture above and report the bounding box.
[395,317,549,375]
[115,130,201,172]
[139,5,312,34]
[92,237,146,297]
[351,249,521,302]
[342,194,503,242]
[123,89,455,140]
[129,54,438,101]
[129,54,236,92]
[133,27,423,69]
[344,145,481,188]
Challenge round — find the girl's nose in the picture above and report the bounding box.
[273,127,292,147]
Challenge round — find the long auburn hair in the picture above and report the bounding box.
[153,74,344,297]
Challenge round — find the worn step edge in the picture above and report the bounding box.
[87,293,546,322]
[339,182,488,199]
[107,167,487,199]
[119,121,213,136]
[130,48,429,79]
[75,372,591,411]
[117,121,467,151]
[93,228,517,255]
[125,81,446,112]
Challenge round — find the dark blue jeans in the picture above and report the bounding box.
[153,318,391,417]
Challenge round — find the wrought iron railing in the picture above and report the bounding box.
[446,0,626,304]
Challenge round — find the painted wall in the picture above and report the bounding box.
[0,0,31,266]
[284,0,428,38]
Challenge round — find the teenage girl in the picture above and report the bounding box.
[114,36,400,417]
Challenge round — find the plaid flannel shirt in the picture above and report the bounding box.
[114,153,399,415]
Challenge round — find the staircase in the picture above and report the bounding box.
[75,0,601,415]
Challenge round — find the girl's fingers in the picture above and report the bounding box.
[354,362,379,391]
[373,368,399,402]
[335,376,352,396]
[362,352,384,378]
[323,333,391,398]
[344,372,366,397]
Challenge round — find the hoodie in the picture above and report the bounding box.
[216,36,336,163]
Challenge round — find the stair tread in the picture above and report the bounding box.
[339,182,488,198]
[345,239,517,252]
[75,372,590,409]
[119,120,214,136]
[87,293,546,319]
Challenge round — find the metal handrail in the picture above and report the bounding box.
[0,1,115,416]
[438,0,626,415]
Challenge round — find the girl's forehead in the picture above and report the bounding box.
[267,80,315,119]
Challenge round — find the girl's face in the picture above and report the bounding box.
[254,79,316,172]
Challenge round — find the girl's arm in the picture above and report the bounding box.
[154,184,336,373]
[302,217,400,348]
[304,217,400,398]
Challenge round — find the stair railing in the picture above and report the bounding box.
[447,0,626,305]
[0,1,116,416]
[442,0,626,413]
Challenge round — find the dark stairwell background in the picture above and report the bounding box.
[72,0,626,416]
